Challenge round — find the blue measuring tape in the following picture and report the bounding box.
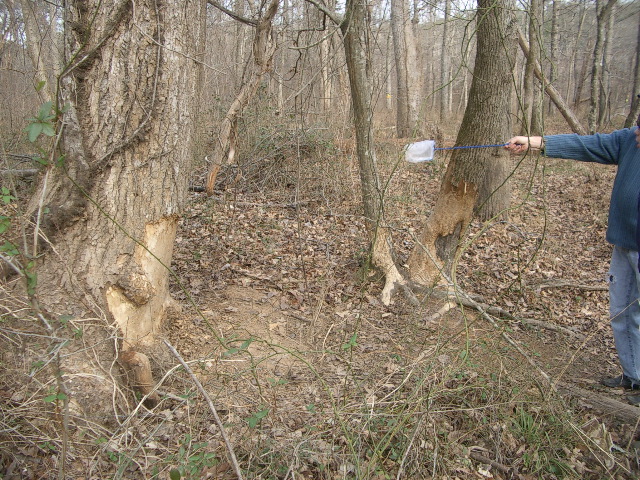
[434,142,509,152]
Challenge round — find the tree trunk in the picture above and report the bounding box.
[624,12,640,128]
[548,0,558,116]
[587,0,617,133]
[390,0,410,137]
[567,2,588,108]
[19,0,55,102]
[439,0,451,122]
[597,4,614,129]
[408,0,517,286]
[23,0,206,414]
[520,0,543,136]
[342,0,407,305]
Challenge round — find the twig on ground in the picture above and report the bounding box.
[163,339,244,480]
[520,318,585,339]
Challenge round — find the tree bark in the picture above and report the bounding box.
[408,0,517,286]
[439,0,451,123]
[19,0,55,102]
[520,0,543,136]
[27,0,206,352]
[597,4,615,128]
[390,0,421,138]
[624,13,640,128]
[587,0,617,133]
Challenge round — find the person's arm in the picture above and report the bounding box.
[505,136,544,154]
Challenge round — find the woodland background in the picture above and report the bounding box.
[2,0,640,479]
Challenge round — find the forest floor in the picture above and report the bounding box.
[3,137,640,479]
[159,142,638,479]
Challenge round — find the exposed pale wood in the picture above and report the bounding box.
[119,351,160,408]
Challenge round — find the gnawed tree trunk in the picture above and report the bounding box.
[342,0,408,305]
[24,0,206,414]
[205,0,279,194]
[408,0,517,286]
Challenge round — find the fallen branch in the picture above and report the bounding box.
[1,169,39,177]
[164,339,244,480]
[533,279,607,293]
[520,318,585,339]
[557,383,640,425]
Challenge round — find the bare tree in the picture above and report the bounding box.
[341,0,409,304]
[391,0,422,137]
[439,0,451,122]
[520,0,543,135]
[205,0,279,194]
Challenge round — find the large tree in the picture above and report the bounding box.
[408,0,517,286]
[20,0,206,410]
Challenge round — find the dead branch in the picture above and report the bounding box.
[557,383,640,426]
[1,169,39,177]
[207,0,258,26]
[164,339,244,480]
[533,279,607,293]
[517,28,587,135]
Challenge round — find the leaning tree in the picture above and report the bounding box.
[16,0,207,413]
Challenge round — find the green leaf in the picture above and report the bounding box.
[59,314,74,325]
[35,80,46,92]
[247,407,269,428]
[41,123,55,137]
[169,469,181,480]
[43,394,57,403]
[0,216,11,234]
[0,241,19,256]
[27,123,43,143]
[341,332,358,350]
[37,101,53,121]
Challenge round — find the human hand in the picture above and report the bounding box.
[505,136,543,154]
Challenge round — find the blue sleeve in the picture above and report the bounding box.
[543,129,635,165]
[637,191,640,272]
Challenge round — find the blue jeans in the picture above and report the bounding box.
[609,246,640,383]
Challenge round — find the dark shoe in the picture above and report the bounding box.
[600,375,640,390]
[627,394,640,406]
